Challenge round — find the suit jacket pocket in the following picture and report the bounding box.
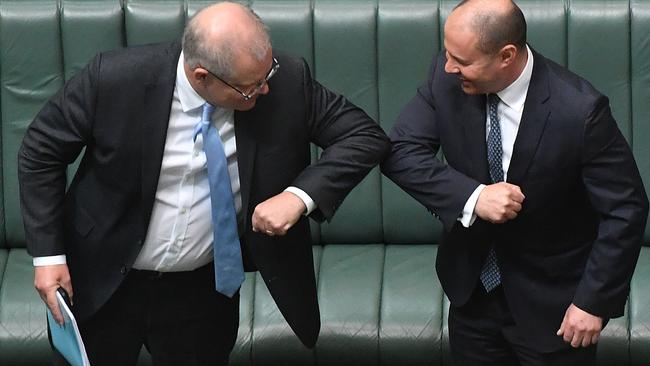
[520,240,591,281]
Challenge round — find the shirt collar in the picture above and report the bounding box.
[176,51,206,113]
[495,45,534,112]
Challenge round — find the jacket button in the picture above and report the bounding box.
[120,265,128,275]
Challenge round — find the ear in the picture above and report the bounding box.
[499,44,518,67]
[192,67,210,83]
[183,61,210,85]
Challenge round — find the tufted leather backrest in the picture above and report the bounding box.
[2,0,648,250]
[1,2,649,365]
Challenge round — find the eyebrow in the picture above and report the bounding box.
[447,50,470,65]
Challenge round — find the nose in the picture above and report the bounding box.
[444,58,458,74]
[259,81,270,95]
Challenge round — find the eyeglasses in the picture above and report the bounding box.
[200,57,280,101]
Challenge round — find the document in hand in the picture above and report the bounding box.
[46,289,91,366]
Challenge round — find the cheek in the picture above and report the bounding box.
[234,98,257,112]
[462,66,483,81]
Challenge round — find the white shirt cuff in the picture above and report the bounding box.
[284,186,316,215]
[33,255,67,266]
[458,184,486,228]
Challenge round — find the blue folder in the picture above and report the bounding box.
[46,289,90,366]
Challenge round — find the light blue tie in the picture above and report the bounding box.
[480,94,503,292]
[195,102,244,297]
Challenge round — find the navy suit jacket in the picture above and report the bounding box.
[18,41,390,348]
[382,49,648,352]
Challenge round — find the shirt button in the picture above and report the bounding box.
[180,208,187,214]
[193,151,199,157]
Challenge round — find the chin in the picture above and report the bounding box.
[235,102,256,111]
[460,85,480,95]
[458,80,477,94]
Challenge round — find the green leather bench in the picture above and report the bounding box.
[0,1,648,365]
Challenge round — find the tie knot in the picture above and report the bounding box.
[202,102,215,122]
[488,93,500,107]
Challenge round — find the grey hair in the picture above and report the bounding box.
[182,2,271,80]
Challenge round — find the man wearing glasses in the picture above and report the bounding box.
[18,2,389,366]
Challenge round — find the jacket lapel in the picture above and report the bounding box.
[462,93,491,184]
[506,52,551,185]
[234,110,257,231]
[141,43,180,231]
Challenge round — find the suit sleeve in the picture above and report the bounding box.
[17,54,99,257]
[572,96,649,318]
[289,59,390,221]
[380,58,481,231]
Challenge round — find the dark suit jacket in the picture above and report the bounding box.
[18,41,389,348]
[382,49,649,352]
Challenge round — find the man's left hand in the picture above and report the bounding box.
[252,191,306,236]
[557,303,603,348]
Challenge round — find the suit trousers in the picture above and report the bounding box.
[49,262,239,366]
[448,285,597,366]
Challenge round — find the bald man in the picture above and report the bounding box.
[382,0,648,365]
[19,2,389,365]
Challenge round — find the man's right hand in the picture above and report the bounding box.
[475,182,525,224]
[34,264,73,325]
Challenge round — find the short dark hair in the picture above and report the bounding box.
[456,0,527,54]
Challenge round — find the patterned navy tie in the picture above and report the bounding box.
[480,93,503,292]
[195,102,244,297]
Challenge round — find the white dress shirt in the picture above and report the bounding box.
[34,52,316,269]
[459,45,534,227]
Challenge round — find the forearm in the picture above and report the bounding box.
[18,141,71,257]
[298,68,390,219]
[572,194,648,317]
[382,135,480,231]
[291,123,389,220]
